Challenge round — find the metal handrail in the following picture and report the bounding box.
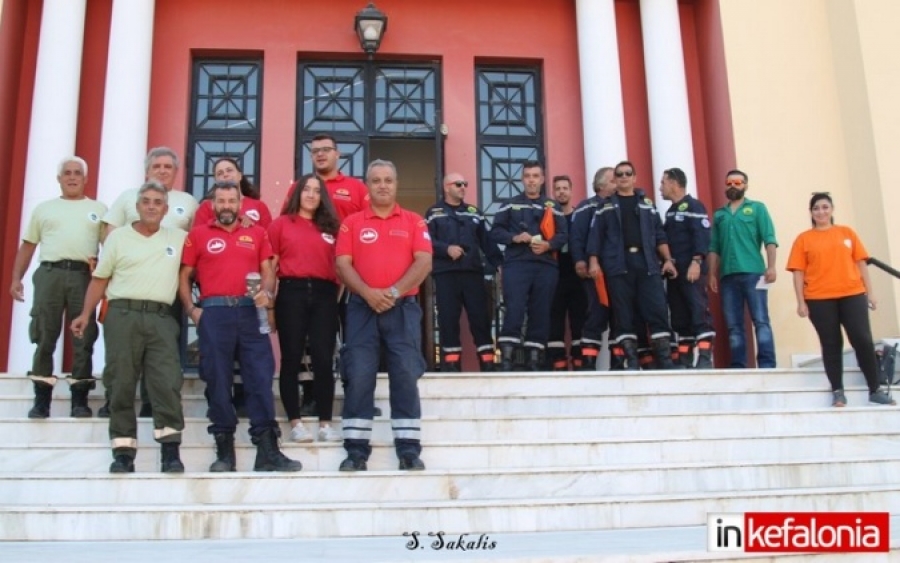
[868,257,900,279]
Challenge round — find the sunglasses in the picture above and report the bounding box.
[615,170,634,178]
[725,180,745,187]
[446,180,468,188]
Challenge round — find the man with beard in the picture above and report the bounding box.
[71,181,186,473]
[708,169,778,368]
[179,181,302,472]
[547,175,587,370]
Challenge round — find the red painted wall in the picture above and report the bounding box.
[149,0,586,212]
[0,0,42,371]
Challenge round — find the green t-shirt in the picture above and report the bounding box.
[95,225,186,304]
[709,198,778,276]
[23,197,107,262]
[103,188,198,232]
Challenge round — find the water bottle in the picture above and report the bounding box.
[245,272,271,334]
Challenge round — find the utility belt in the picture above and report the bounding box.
[41,260,90,272]
[108,299,172,315]
[200,296,254,308]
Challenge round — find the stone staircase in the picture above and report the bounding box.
[2,368,900,561]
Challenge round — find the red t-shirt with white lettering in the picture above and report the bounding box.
[268,215,338,283]
[182,223,274,298]
[335,204,432,296]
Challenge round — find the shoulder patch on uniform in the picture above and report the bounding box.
[742,207,753,215]
[678,202,688,211]
[467,206,476,213]
[701,218,710,228]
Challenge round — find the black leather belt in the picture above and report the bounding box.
[41,260,90,272]
[201,296,254,307]
[108,299,172,315]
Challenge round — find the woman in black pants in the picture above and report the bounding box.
[786,192,894,407]
[269,174,342,441]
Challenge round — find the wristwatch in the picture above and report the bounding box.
[389,286,400,299]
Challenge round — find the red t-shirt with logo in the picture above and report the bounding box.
[268,215,338,283]
[335,204,432,296]
[326,174,369,221]
[193,197,273,229]
[182,223,274,299]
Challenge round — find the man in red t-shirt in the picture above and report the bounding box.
[310,133,369,221]
[335,159,432,472]
[179,182,302,473]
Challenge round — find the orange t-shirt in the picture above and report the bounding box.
[786,225,868,300]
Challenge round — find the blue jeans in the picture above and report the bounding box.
[720,273,776,368]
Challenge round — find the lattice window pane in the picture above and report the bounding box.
[374,67,436,134]
[297,141,366,179]
[189,141,257,200]
[478,145,539,218]
[301,65,366,132]
[194,63,260,131]
[477,70,538,137]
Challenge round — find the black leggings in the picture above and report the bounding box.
[275,278,339,420]
[806,293,879,393]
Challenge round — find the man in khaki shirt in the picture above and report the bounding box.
[72,181,187,473]
[9,157,107,418]
[100,147,198,417]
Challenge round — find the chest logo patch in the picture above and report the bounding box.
[245,209,260,221]
[742,208,753,215]
[88,212,99,223]
[360,228,378,244]
[165,246,175,257]
[322,233,335,245]
[678,202,688,211]
[207,238,226,253]
[175,206,185,215]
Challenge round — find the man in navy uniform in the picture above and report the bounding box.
[425,172,502,372]
[490,161,567,371]
[660,168,715,368]
[587,161,677,370]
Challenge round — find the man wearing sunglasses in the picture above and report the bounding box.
[587,161,677,370]
[708,169,778,368]
[425,173,502,372]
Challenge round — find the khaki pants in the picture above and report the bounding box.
[103,300,184,456]
[29,264,96,379]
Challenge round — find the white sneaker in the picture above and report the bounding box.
[290,424,314,443]
[318,424,342,442]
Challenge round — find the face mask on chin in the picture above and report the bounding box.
[725,187,744,201]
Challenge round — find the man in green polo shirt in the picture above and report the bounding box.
[9,156,107,419]
[708,169,778,368]
[72,181,187,473]
[100,146,198,418]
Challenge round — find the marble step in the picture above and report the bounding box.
[0,385,882,418]
[3,530,898,563]
[2,484,897,541]
[5,457,900,506]
[2,432,898,473]
[5,406,900,444]
[0,368,847,397]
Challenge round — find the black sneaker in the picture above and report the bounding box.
[97,401,110,418]
[109,455,135,474]
[339,456,367,472]
[373,406,383,417]
[869,386,896,406]
[398,455,425,471]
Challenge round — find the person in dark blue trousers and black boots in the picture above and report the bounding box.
[660,167,715,368]
[490,161,567,371]
[425,172,502,372]
[587,161,678,371]
[335,160,432,472]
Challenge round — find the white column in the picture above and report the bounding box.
[8,0,87,374]
[575,0,628,199]
[91,0,156,369]
[640,0,696,213]
[96,0,155,205]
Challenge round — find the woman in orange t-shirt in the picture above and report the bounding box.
[786,193,893,407]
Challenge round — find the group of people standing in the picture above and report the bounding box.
[10,142,894,475]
